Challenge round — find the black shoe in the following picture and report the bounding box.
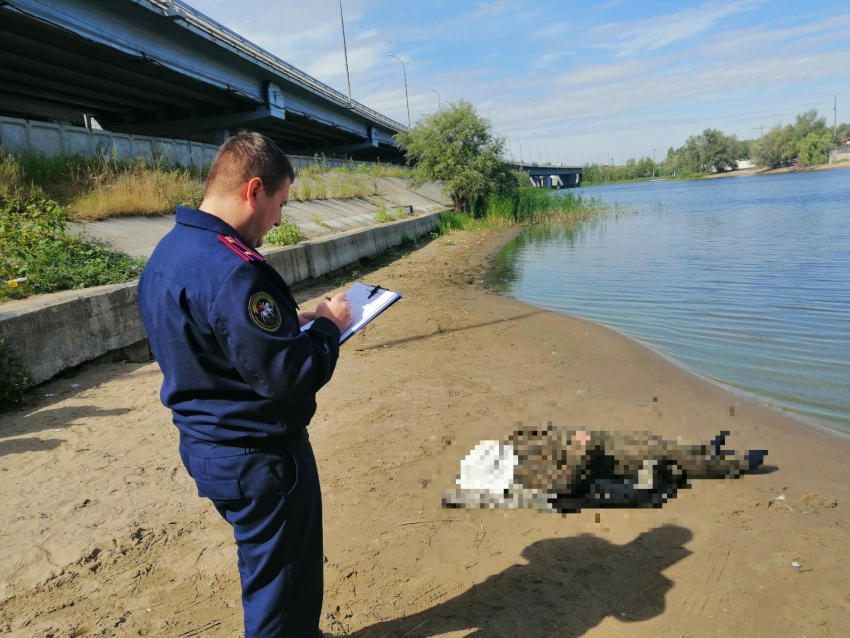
[745,449,767,471]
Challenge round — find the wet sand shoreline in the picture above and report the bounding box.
[1,227,847,637]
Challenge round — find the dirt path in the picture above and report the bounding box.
[1,228,847,637]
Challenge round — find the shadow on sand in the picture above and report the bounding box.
[348,524,692,638]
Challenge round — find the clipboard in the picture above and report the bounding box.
[300,282,401,344]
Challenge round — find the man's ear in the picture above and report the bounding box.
[245,177,263,208]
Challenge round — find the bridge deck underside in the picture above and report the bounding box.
[0,7,403,161]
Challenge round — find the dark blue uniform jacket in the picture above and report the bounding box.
[138,207,340,458]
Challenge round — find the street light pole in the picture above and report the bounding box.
[545,147,550,164]
[535,144,541,164]
[427,86,441,109]
[338,0,352,105]
[388,54,410,128]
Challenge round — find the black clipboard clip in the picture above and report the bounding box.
[367,284,385,299]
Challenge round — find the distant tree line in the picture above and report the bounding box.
[583,109,849,184]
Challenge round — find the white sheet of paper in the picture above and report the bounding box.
[300,282,401,344]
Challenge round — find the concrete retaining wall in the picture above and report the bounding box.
[829,147,850,164]
[0,212,440,386]
[0,114,398,171]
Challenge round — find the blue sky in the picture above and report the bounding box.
[189,0,850,163]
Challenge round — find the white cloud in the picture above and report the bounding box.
[591,0,769,56]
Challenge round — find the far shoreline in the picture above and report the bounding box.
[579,157,850,188]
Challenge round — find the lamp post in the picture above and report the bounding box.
[545,146,551,165]
[427,86,441,109]
[535,144,541,164]
[338,0,352,105]
[388,54,410,128]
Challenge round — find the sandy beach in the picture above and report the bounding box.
[700,160,850,179]
[1,227,848,637]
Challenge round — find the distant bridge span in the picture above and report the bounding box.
[509,162,583,188]
[0,0,407,161]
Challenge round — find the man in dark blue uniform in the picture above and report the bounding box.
[138,131,352,638]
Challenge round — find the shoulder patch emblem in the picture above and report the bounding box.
[248,292,282,332]
[218,234,265,262]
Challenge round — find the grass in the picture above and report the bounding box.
[264,215,304,247]
[291,173,384,202]
[374,208,395,223]
[298,155,411,179]
[310,212,334,230]
[68,167,203,220]
[15,152,206,220]
[8,151,409,217]
[435,188,610,236]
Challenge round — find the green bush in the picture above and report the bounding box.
[374,205,395,224]
[0,185,145,302]
[264,215,303,246]
[436,210,468,235]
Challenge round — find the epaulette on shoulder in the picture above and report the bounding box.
[217,234,265,263]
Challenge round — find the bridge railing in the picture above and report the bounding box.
[0,115,400,172]
[141,0,407,134]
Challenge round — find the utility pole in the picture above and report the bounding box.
[650,148,659,179]
[388,54,410,128]
[339,0,352,105]
[752,125,765,138]
[832,94,838,143]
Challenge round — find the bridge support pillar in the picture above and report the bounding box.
[543,175,553,189]
[212,129,230,145]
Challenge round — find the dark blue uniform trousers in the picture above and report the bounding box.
[180,431,323,638]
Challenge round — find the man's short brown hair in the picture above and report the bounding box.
[205,131,295,198]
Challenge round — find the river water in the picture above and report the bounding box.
[489,169,850,433]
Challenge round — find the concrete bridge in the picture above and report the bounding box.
[0,0,406,161]
[509,162,583,188]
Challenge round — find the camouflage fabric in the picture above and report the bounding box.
[443,424,767,513]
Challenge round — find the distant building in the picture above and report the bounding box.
[736,159,755,170]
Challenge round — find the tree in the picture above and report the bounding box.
[798,131,834,166]
[753,124,794,168]
[395,99,517,215]
[696,129,738,173]
[791,109,827,145]
[736,139,753,160]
